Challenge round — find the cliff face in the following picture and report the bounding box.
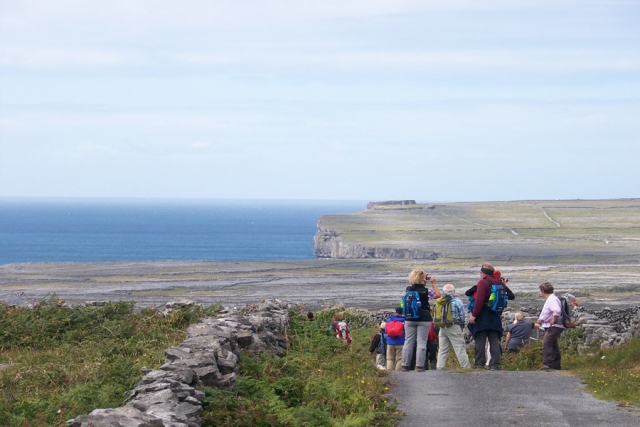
[314,227,440,259]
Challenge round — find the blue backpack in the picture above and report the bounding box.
[403,290,423,320]
[377,332,387,354]
[467,284,508,314]
[486,284,508,314]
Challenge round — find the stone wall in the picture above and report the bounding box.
[68,300,289,427]
[500,305,640,352]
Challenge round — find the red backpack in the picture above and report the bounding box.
[385,319,404,338]
[428,322,438,342]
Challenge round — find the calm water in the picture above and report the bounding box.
[0,199,365,264]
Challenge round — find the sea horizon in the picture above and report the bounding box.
[0,198,367,265]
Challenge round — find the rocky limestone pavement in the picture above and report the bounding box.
[500,305,640,352]
[68,300,290,427]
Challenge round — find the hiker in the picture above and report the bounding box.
[467,264,514,370]
[504,312,539,353]
[436,284,471,369]
[534,282,564,370]
[369,322,387,370]
[385,307,405,370]
[401,269,441,372]
[330,314,352,344]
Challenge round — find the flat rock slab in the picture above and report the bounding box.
[389,370,639,427]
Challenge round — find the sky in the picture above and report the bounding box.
[1,0,639,202]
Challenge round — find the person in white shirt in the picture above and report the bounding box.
[534,282,564,370]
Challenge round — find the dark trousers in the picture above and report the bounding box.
[542,327,563,369]
[474,330,501,369]
[426,341,438,370]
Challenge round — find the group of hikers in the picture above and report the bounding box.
[335,263,576,372]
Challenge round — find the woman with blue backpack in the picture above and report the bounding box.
[400,269,441,372]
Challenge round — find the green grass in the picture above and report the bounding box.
[0,297,220,427]
[200,308,400,427]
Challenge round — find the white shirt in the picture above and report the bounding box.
[539,293,564,329]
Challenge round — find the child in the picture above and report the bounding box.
[385,307,406,371]
[369,322,387,370]
[426,322,438,370]
[330,314,352,344]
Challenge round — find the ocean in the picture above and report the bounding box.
[0,199,365,265]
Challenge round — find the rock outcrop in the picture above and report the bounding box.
[68,300,289,427]
[314,227,440,259]
[500,305,640,353]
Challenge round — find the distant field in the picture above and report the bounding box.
[317,199,640,264]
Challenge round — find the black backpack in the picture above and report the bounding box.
[559,295,577,328]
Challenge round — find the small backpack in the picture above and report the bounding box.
[427,322,438,342]
[385,319,404,338]
[486,283,508,314]
[434,295,455,327]
[559,294,578,328]
[377,332,387,354]
[403,290,423,320]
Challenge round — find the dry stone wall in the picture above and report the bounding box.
[68,300,289,427]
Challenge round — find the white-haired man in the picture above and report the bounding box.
[436,284,471,369]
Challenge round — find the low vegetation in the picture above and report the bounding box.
[1,301,398,427]
[0,298,218,427]
[200,307,399,426]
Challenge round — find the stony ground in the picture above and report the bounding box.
[2,259,639,310]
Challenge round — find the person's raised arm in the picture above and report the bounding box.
[430,276,441,298]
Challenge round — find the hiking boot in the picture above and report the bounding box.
[416,367,426,372]
[400,366,410,372]
[429,361,437,371]
[540,365,552,371]
[488,366,501,371]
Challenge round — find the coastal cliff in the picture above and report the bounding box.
[313,199,640,261]
[313,226,440,259]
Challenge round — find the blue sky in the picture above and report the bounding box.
[1,1,639,202]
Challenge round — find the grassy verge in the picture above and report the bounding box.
[200,308,400,427]
[0,297,218,427]
[502,332,640,406]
